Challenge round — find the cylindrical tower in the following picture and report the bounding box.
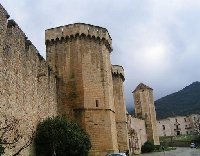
[133,83,160,145]
[112,65,129,152]
[45,23,118,155]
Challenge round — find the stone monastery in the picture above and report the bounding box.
[0,4,160,156]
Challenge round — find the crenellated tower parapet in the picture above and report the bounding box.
[112,65,125,81]
[45,23,112,52]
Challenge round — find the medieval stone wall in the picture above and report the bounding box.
[0,4,57,155]
[133,83,160,145]
[127,115,147,155]
[0,4,133,156]
[112,65,129,152]
[45,23,118,156]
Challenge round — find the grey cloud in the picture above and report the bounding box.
[2,0,200,111]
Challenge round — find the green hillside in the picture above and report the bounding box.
[155,81,200,119]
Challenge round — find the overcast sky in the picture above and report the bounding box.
[2,0,200,110]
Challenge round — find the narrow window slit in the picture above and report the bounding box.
[96,100,99,107]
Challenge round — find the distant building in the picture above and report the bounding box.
[133,83,160,145]
[127,83,160,155]
[157,114,200,136]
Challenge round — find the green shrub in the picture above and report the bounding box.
[154,145,161,151]
[141,141,155,153]
[34,116,91,156]
[0,139,5,156]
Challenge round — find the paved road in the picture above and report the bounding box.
[140,147,200,156]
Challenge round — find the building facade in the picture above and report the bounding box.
[0,4,129,156]
[157,114,200,137]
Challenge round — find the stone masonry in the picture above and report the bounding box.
[0,4,160,156]
[133,83,160,145]
[112,65,129,152]
[0,4,57,156]
[127,115,147,155]
[45,23,129,155]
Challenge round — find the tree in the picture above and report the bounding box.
[193,116,200,136]
[34,116,91,156]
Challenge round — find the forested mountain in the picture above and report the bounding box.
[155,81,200,119]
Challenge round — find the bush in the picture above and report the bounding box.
[34,116,91,156]
[0,139,5,156]
[141,141,155,153]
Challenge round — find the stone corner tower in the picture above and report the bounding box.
[133,83,160,145]
[112,65,129,152]
[45,23,118,155]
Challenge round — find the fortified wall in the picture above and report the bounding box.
[0,4,130,155]
[0,4,162,156]
[127,115,147,155]
[112,65,129,152]
[0,4,57,155]
[45,23,128,155]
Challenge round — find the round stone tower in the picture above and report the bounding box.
[133,83,160,145]
[45,23,118,155]
[112,65,129,152]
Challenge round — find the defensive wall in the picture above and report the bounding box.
[0,4,161,156]
[45,23,119,155]
[0,4,57,155]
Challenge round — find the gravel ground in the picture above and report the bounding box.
[140,147,200,156]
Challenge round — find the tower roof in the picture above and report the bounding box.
[132,83,153,93]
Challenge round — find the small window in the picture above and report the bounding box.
[96,100,99,107]
[175,119,178,122]
[184,118,187,122]
[186,131,188,135]
[162,125,165,130]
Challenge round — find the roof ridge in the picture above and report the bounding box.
[133,83,153,93]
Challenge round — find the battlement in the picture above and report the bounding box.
[7,19,26,39]
[112,65,125,81]
[6,19,45,62]
[45,23,112,51]
[0,3,10,19]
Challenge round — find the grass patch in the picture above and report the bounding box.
[160,135,199,142]
[154,145,176,152]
